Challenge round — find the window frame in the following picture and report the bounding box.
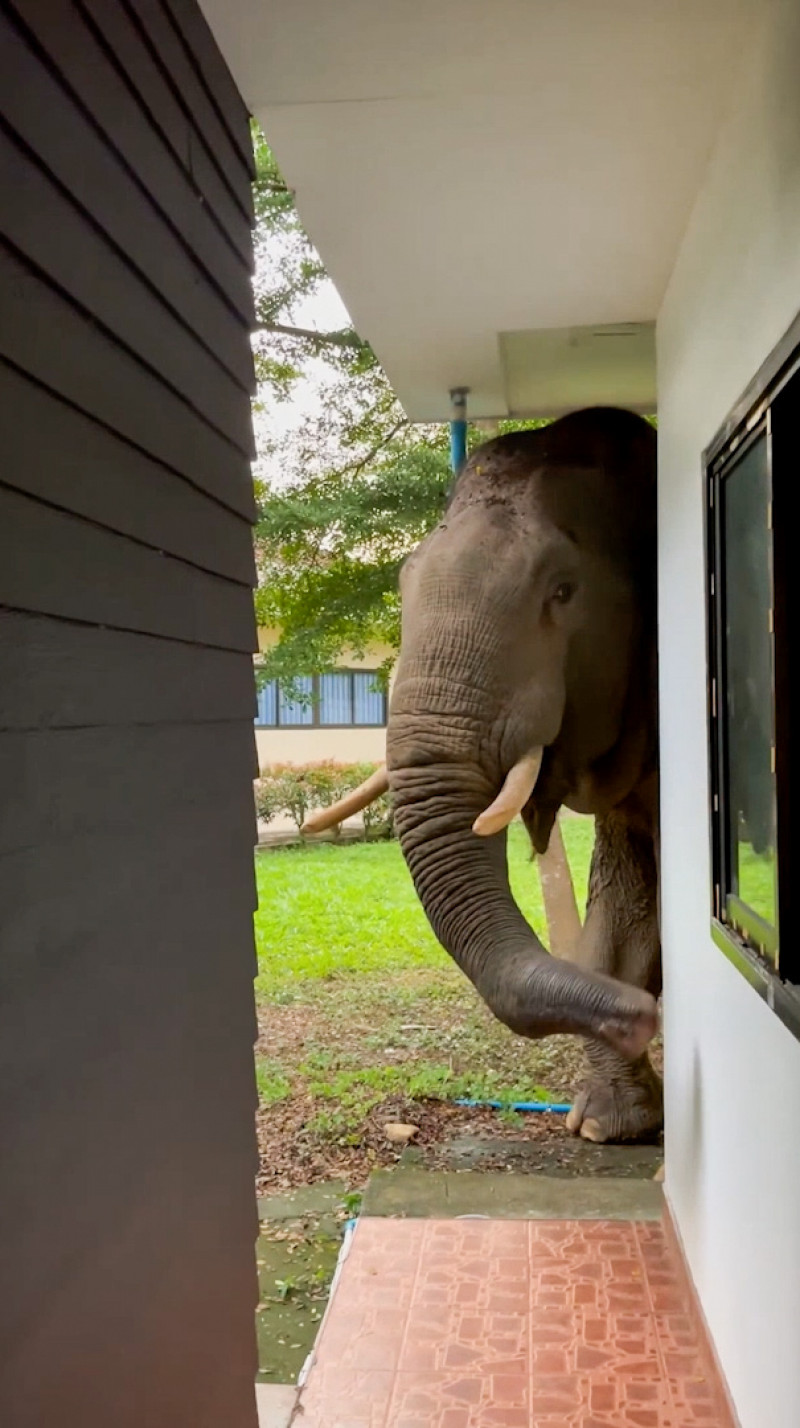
[704,310,800,1040]
[254,668,388,729]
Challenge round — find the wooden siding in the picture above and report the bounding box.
[0,4,260,1425]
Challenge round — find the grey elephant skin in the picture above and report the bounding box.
[387,407,663,1144]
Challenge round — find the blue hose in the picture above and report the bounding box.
[454,1098,572,1114]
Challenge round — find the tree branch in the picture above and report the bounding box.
[255,321,365,350]
[255,179,294,196]
[337,418,410,481]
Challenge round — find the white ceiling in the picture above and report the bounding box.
[203,0,760,420]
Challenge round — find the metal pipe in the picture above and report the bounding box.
[449,386,469,472]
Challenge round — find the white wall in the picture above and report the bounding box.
[657,4,800,1425]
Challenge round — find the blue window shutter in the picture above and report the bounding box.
[255,681,277,726]
[319,673,352,725]
[353,672,385,725]
[278,676,314,726]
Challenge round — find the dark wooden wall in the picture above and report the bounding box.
[0,3,261,1423]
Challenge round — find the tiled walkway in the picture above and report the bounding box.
[295,1217,735,1427]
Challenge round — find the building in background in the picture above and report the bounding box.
[253,630,391,767]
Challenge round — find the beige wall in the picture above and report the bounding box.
[255,629,394,770]
[256,627,395,667]
[255,724,386,768]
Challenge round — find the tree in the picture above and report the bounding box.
[251,127,370,394]
[251,127,546,685]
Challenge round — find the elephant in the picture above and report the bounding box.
[306,407,663,1143]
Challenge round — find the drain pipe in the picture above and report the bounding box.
[448,389,571,1118]
[449,386,469,472]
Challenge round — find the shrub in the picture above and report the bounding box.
[348,761,394,840]
[254,761,394,839]
[254,762,319,831]
[253,776,286,825]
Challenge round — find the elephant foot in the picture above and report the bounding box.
[565,1055,663,1144]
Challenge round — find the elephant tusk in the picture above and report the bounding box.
[538,814,582,958]
[472,749,544,837]
[302,765,390,834]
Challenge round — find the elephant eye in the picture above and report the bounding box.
[552,580,576,605]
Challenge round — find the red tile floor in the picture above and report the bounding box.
[295,1217,735,1427]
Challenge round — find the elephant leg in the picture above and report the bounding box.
[565,805,663,1143]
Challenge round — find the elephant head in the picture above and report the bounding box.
[386,407,659,1057]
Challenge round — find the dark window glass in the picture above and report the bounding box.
[721,432,778,952]
[708,342,800,1036]
[253,670,386,727]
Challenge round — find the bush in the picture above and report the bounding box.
[253,776,286,826]
[348,761,394,840]
[254,761,394,839]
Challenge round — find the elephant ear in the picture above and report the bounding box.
[523,798,559,855]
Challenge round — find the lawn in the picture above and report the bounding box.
[254,820,594,990]
[253,818,596,1191]
[736,841,777,927]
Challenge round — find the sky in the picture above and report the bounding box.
[254,260,352,441]
[250,241,359,496]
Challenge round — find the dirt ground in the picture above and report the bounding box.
[255,986,663,1194]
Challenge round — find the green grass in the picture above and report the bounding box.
[253,819,596,1156]
[253,820,594,996]
[299,1062,556,1139]
[737,842,777,926]
[255,1059,292,1105]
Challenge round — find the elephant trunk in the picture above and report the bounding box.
[389,759,657,1057]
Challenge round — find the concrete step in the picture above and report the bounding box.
[255,1382,297,1428]
[362,1166,663,1220]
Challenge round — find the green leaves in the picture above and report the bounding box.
[250,127,555,676]
[250,125,453,670]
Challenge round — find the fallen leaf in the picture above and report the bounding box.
[384,1122,420,1145]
